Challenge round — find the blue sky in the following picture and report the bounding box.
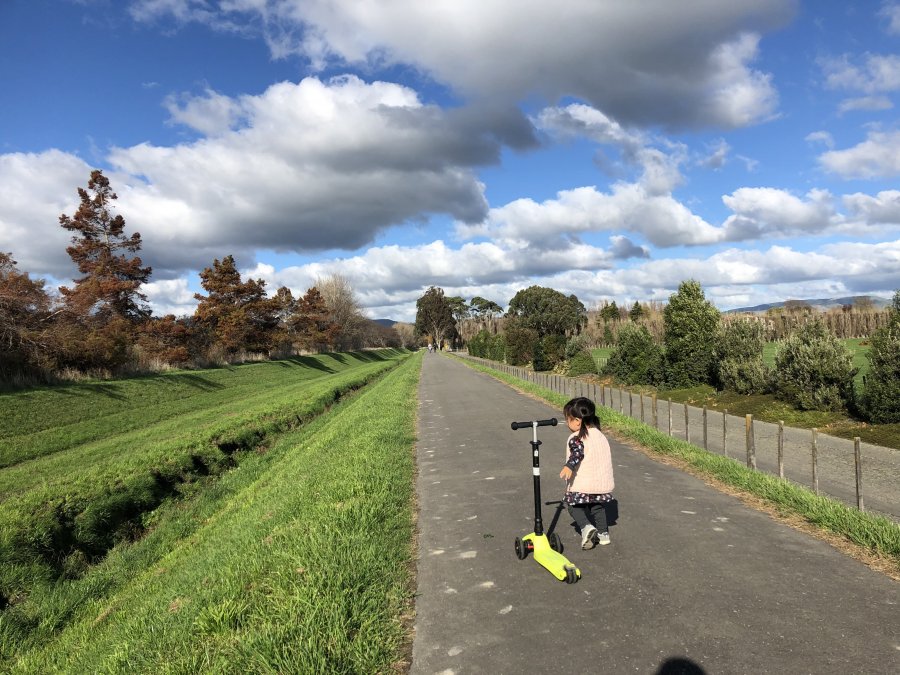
[2,0,899,322]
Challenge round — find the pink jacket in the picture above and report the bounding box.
[566,427,615,494]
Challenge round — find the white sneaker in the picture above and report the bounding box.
[596,530,611,546]
[581,525,598,550]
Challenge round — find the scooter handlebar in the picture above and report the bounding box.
[510,418,558,430]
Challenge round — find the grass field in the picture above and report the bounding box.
[1,350,420,671]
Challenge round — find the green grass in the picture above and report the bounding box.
[2,352,422,672]
[0,351,409,628]
[459,357,900,574]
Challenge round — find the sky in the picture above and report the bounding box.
[1,0,899,323]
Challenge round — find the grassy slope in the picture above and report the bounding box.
[0,352,408,638]
[6,353,421,672]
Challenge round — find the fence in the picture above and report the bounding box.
[461,354,899,524]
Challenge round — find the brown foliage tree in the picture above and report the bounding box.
[59,170,151,322]
[135,315,190,366]
[0,252,55,380]
[293,286,339,352]
[193,255,278,356]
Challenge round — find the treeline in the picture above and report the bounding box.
[422,281,900,425]
[0,171,406,386]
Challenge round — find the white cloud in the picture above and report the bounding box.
[0,150,93,278]
[880,2,900,35]
[837,95,893,115]
[821,53,900,94]
[805,130,835,149]
[722,187,837,240]
[843,190,900,224]
[819,130,900,178]
[458,184,721,249]
[131,0,793,130]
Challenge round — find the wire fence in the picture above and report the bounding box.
[460,354,899,524]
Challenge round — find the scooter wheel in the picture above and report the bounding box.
[514,537,528,560]
[565,567,578,584]
[549,532,563,553]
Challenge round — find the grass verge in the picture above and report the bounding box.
[5,352,422,672]
[458,357,900,579]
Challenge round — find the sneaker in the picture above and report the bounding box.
[581,525,598,550]
[595,530,611,546]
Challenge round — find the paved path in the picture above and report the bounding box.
[411,354,899,674]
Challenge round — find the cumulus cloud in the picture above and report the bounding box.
[107,76,495,267]
[0,150,93,278]
[457,184,722,249]
[130,0,793,130]
[819,130,900,178]
[721,187,838,240]
[820,53,900,94]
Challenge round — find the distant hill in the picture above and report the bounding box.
[372,318,397,327]
[725,295,891,314]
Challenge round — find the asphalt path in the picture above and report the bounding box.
[411,353,899,674]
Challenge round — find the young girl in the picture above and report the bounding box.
[559,397,615,549]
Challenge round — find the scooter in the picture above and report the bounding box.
[510,418,581,584]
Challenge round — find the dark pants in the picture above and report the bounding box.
[567,502,608,533]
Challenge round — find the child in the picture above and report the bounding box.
[559,396,615,550]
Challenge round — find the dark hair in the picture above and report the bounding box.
[563,397,600,440]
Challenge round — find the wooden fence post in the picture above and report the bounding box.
[640,393,645,422]
[619,388,624,414]
[745,414,756,469]
[777,421,784,479]
[702,405,708,451]
[600,385,605,406]
[652,394,658,430]
[684,402,690,443]
[811,428,819,495]
[854,437,865,511]
[667,399,672,436]
[722,409,728,458]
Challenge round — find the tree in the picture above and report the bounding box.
[604,323,663,385]
[598,301,620,324]
[469,296,503,319]
[58,170,151,323]
[294,286,339,352]
[773,318,857,411]
[0,252,55,380]
[193,255,277,356]
[503,320,538,366]
[629,301,645,321]
[415,286,456,348]
[859,290,900,423]
[506,286,586,338]
[317,274,367,351]
[717,320,768,394]
[663,280,721,387]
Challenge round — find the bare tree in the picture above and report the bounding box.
[316,274,367,351]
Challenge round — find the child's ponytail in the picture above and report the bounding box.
[563,396,601,440]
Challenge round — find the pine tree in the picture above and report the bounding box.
[193,256,277,356]
[59,170,151,322]
[663,280,721,387]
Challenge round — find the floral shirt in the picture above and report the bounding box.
[564,435,614,505]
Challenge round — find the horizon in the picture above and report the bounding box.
[2,1,900,324]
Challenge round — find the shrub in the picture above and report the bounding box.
[532,338,549,372]
[604,323,663,385]
[504,322,538,366]
[859,291,900,423]
[717,320,769,394]
[541,334,567,368]
[773,319,857,411]
[567,350,597,376]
